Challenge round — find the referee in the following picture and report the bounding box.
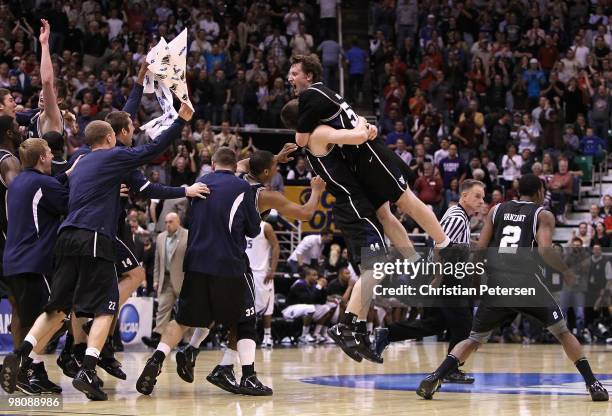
[374,179,485,383]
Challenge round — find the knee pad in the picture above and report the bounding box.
[237,319,257,341]
[468,330,491,344]
[547,319,569,337]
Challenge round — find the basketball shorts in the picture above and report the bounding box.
[281,302,336,321]
[333,200,387,275]
[253,270,274,316]
[470,274,565,342]
[46,255,119,318]
[176,270,256,327]
[4,273,50,328]
[115,236,140,276]
[356,138,409,208]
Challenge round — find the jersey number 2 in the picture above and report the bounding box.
[499,225,521,253]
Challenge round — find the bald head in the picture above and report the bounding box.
[165,212,180,234]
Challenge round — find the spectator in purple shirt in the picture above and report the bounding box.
[438,143,466,188]
[385,120,413,150]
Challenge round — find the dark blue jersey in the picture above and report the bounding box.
[184,170,260,276]
[59,118,186,240]
[3,169,69,275]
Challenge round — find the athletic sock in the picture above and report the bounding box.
[366,322,374,333]
[237,339,255,366]
[189,328,210,349]
[313,324,323,336]
[16,336,36,357]
[343,312,357,328]
[434,354,460,379]
[29,352,43,364]
[435,236,451,249]
[301,326,310,336]
[153,342,171,362]
[242,364,255,378]
[220,348,237,366]
[263,328,272,337]
[575,357,597,385]
[83,348,99,371]
[355,320,367,334]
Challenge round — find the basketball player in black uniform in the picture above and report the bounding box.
[288,54,449,251]
[282,102,390,363]
[416,174,609,402]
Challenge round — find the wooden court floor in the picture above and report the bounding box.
[1,342,611,416]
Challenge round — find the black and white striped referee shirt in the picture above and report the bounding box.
[440,203,471,244]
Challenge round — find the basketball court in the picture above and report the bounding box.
[3,342,610,415]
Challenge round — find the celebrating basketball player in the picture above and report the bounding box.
[416,174,609,402]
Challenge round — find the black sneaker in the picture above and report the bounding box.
[56,348,80,378]
[374,328,390,356]
[416,373,442,400]
[16,361,41,396]
[354,331,383,364]
[444,368,475,384]
[238,373,273,396]
[136,355,163,395]
[97,340,126,380]
[29,362,62,394]
[1,353,28,393]
[206,365,239,394]
[72,367,107,401]
[327,323,363,363]
[588,380,609,401]
[176,346,199,383]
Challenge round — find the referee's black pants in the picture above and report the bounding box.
[387,306,473,353]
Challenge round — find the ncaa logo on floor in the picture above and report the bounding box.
[302,373,612,396]
[119,304,140,343]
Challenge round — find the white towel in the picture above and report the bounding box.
[142,30,193,139]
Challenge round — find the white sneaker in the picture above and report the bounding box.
[261,338,273,349]
[281,336,292,345]
[315,334,327,344]
[298,334,316,344]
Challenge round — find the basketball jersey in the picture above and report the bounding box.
[239,173,271,220]
[246,222,271,273]
[303,83,359,130]
[27,109,66,139]
[487,200,544,278]
[0,150,15,264]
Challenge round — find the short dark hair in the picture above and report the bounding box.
[105,111,131,135]
[281,99,299,129]
[290,54,322,83]
[55,79,68,101]
[302,267,317,279]
[518,173,543,197]
[460,179,485,193]
[42,131,63,153]
[249,150,275,176]
[212,146,237,167]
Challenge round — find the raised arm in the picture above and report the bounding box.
[121,61,148,119]
[39,19,62,134]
